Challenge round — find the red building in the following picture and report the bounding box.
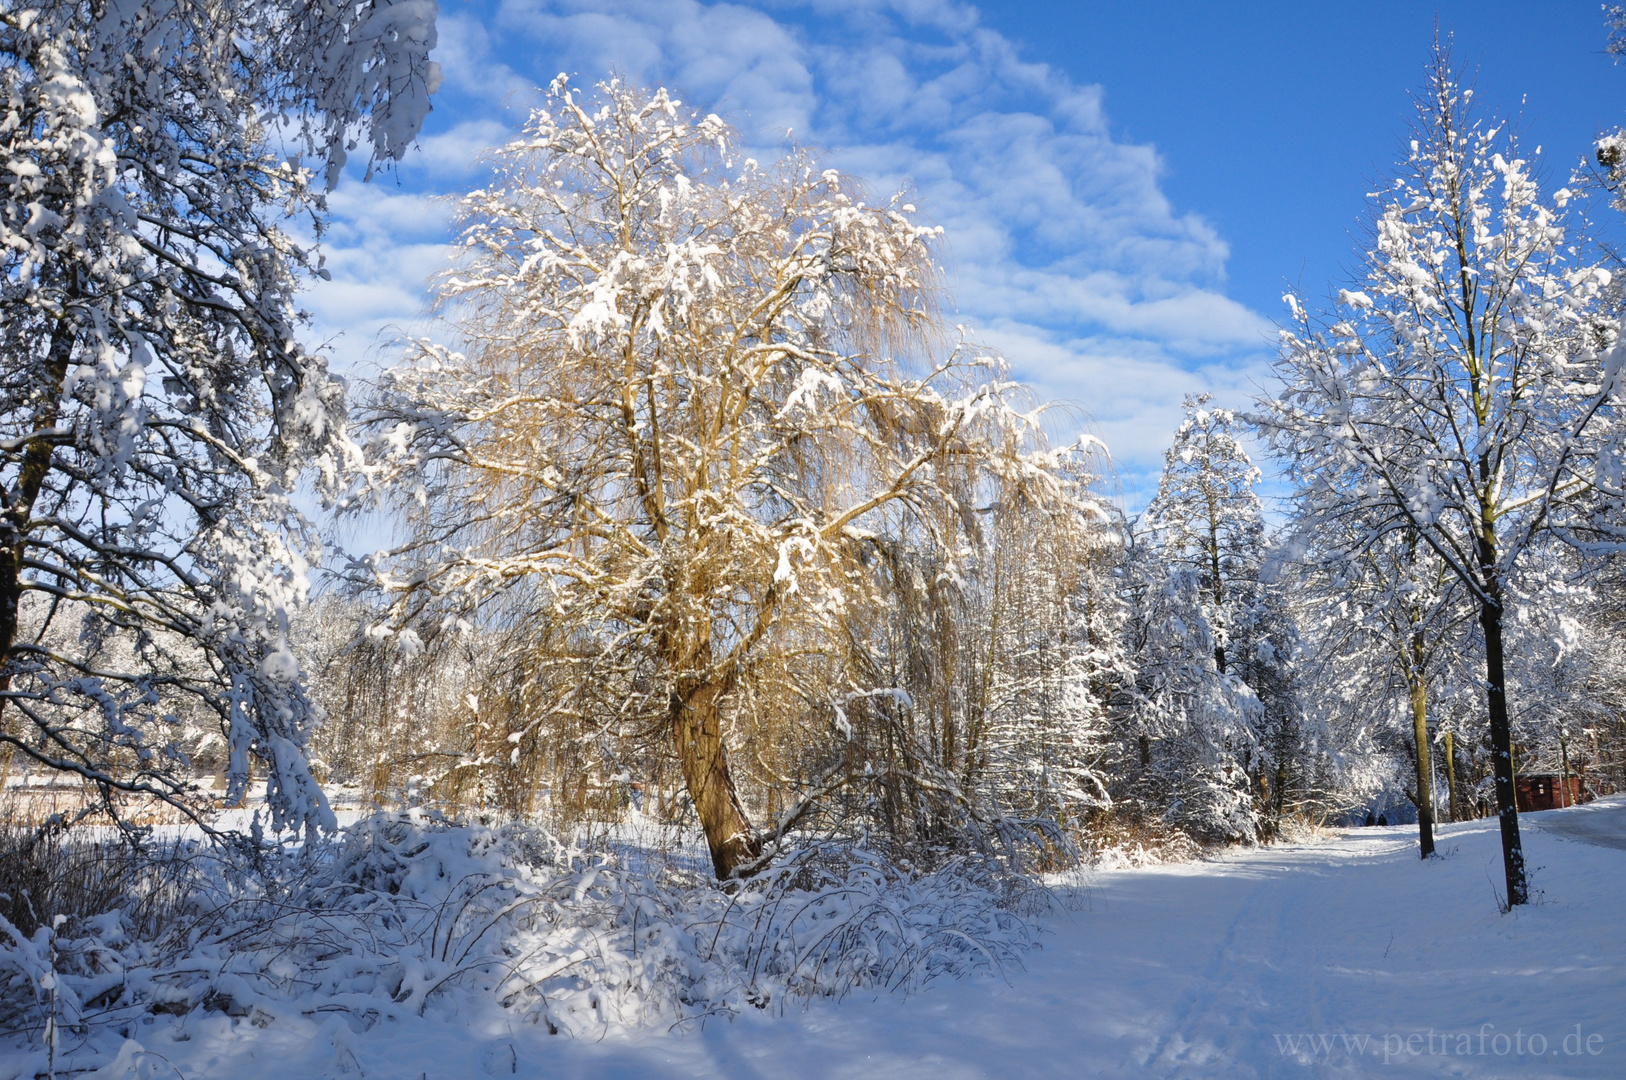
[1515,775,1587,812]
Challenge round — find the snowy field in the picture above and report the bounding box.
[7,800,1622,1080]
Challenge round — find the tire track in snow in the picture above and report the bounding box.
[1136,838,1412,1078]
[1136,869,1265,1075]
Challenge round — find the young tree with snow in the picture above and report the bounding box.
[0,0,438,833]
[1260,47,1625,905]
[356,78,1103,879]
[1288,512,1475,855]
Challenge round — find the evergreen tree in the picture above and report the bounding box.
[1139,395,1307,836]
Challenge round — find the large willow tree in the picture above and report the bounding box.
[358,78,1101,879]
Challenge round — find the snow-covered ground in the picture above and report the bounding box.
[9,801,1623,1080]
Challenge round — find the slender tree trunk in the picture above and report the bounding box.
[1444,730,1460,823]
[1257,774,1270,839]
[1559,734,1571,809]
[1206,510,1226,674]
[1478,576,1527,906]
[1408,651,1434,858]
[963,544,1003,789]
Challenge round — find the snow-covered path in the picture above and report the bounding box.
[538,809,1619,1080]
[1530,796,1626,852]
[26,805,1625,1080]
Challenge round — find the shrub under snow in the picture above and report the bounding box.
[0,814,1042,1071]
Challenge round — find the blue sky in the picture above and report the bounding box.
[308,0,1626,511]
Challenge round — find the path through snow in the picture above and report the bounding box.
[1530,795,1626,853]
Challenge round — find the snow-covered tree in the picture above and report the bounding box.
[1119,530,1262,843]
[1106,400,1275,842]
[355,78,1104,879]
[0,0,438,834]
[954,456,1124,842]
[1144,395,1266,678]
[1259,47,1625,905]
[1131,395,1309,838]
[1501,549,1616,801]
[1287,512,1475,853]
[1565,558,1626,795]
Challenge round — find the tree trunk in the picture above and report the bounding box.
[1206,510,1226,674]
[0,313,76,790]
[1408,687,1435,857]
[1444,730,1460,823]
[1559,734,1571,810]
[1408,634,1434,858]
[1478,581,1527,906]
[670,671,760,880]
[1257,773,1270,838]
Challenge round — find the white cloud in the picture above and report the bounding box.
[303,185,455,376]
[403,119,515,180]
[310,0,1277,509]
[431,12,534,108]
[499,0,816,133]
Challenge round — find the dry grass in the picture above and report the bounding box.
[0,799,205,939]
[1079,811,1206,869]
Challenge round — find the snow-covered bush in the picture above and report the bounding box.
[0,813,1041,1062]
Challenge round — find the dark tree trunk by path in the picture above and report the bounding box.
[1478,573,1527,906]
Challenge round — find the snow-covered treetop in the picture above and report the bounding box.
[1145,393,1264,574]
[1261,53,1624,594]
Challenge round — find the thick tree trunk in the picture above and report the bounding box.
[0,314,76,788]
[1478,582,1527,906]
[1408,668,1435,858]
[669,670,760,880]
